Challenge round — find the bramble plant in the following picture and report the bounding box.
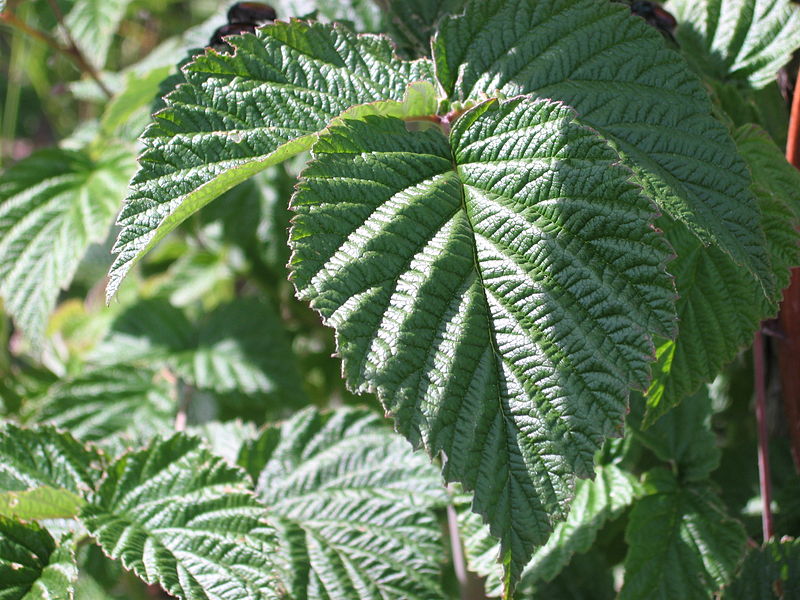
[1,0,800,598]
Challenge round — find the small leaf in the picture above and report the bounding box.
[290,97,675,586]
[620,468,746,599]
[432,0,774,295]
[81,434,280,600]
[670,0,800,89]
[0,488,85,521]
[35,367,175,446]
[723,538,800,599]
[106,21,435,300]
[241,407,449,600]
[0,147,134,344]
[375,0,468,56]
[64,0,133,70]
[0,519,77,600]
[0,425,102,498]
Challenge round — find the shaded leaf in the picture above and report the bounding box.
[723,538,800,599]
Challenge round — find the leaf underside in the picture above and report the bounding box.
[289,96,675,584]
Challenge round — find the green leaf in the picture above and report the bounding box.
[63,0,132,70]
[240,407,449,600]
[106,21,435,300]
[0,487,85,521]
[630,389,720,482]
[723,539,800,599]
[35,367,175,446]
[289,97,675,585]
[0,519,77,600]
[620,468,746,599]
[432,0,773,295]
[99,67,173,139]
[272,0,383,31]
[375,0,468,56]
[0,425,101,497]
[93,297,306,417]
[645,124,800,421]
[459,464,641,597]
[81,434,280,600]
[670,0,800,89]
[0,147,134,345]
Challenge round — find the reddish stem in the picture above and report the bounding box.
[753,331,774,542]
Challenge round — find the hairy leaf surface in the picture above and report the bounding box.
[432,0,773,294]
[81,435,280,600]
[620,469,746,600]
[0,147,134,344]
[241,407,448,600]
[106,21,435,299]
[670,0,800,89]
[290,97,675,584]
[0,519,77,600]
[0,425,101,498]
[459,464,640,597]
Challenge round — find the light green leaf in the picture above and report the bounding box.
[64,0,132,70]
[723,538,800,599]
[459,464,641,597]
[620,468,746,599]
[99,67,173,139]
[81,434,280,600]
[0,487,85,521]
[630,389,720,482]
[93,297,306,417]
[240,407,448,600]
[106,21,435,300]
[35,367,175,446]
[0,147,134,345]
[432,0,773,296]
[645,123,800,421]
[670,0,800,89]
[0,520,77,600]
[0,425,101,497]
[289,97,675,585]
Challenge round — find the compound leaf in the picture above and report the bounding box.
[0,519,77,600]
[620,468,746,599]
[432,0,773,296]
[81,434,280,600]
[241,407,448,600]
[723,538,800,599]
[0,147,134,345]
[106,21,435,300]
[289,97,675,586]
[670,0,800,89]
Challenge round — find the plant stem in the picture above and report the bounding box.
[777,64,800,473]
[753,331,774,542]
[0,4,112,99]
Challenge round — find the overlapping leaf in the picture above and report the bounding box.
[432,0,773,296]
[0,147,134,344]
[0,425,101,497]
[670,0,800,89]
[374,0,468,56]
[106,21,435,299]
[645,125,800,420]
[81,435,280,600]
[0,519,77,600]
[35,367,175,446]
[620,469,746,599]
[459,464,640,597]
[240,407,448,600]
[290,97,675,584]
